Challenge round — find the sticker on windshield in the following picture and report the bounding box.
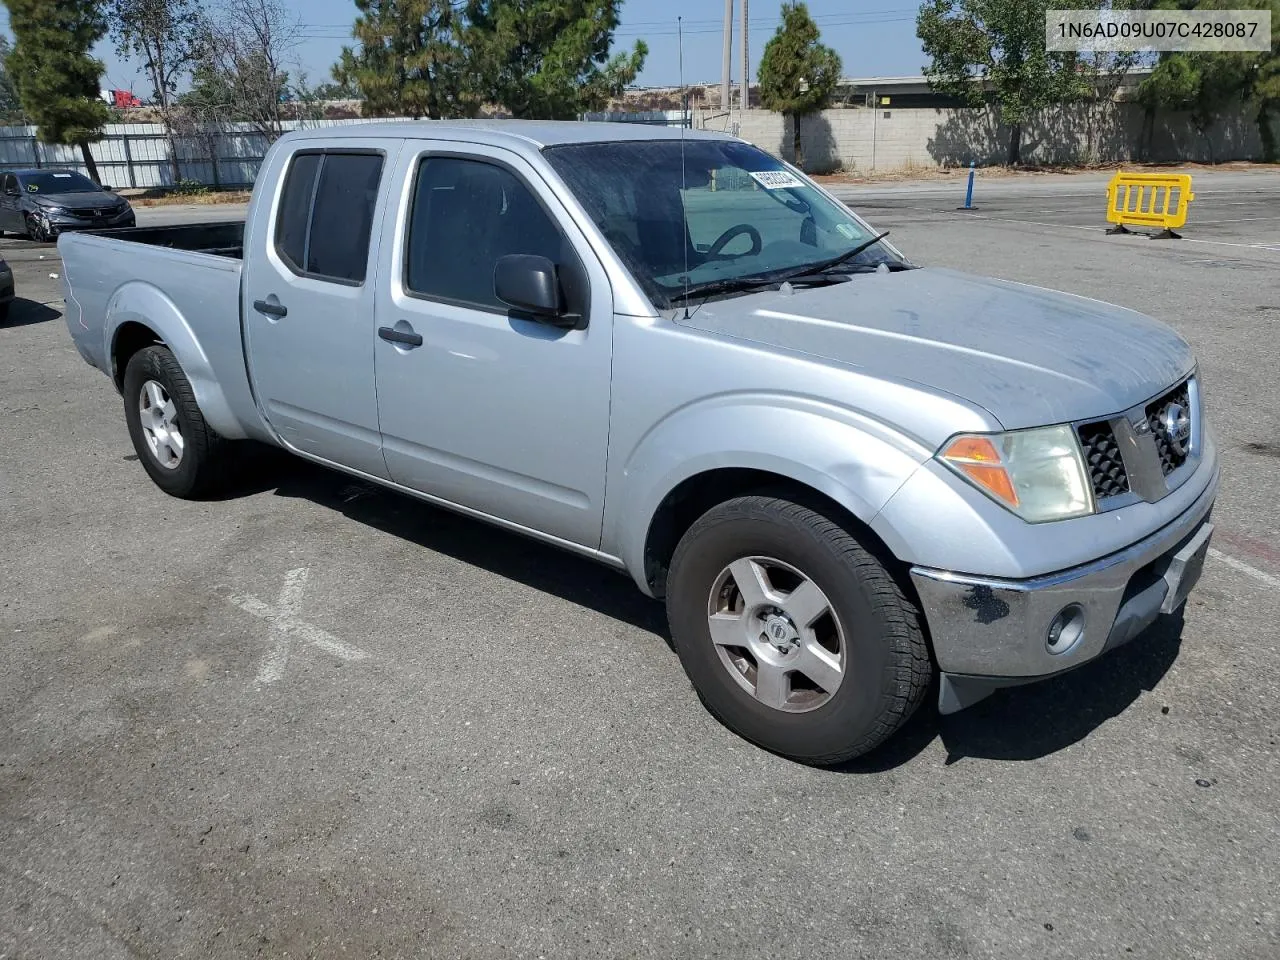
[836,223,858,239]
[749,170,804,190]
[53,173,72,178]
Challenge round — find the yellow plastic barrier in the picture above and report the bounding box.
[1106,171,1195,239]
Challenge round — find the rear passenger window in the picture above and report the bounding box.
[274,151,383,285]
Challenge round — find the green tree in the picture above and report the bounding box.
[1255,12,1280,162]
[335,0,472,119]
[463,0,648,119]
[107,0,205,183]
[757,2,842,170]
[1140,0,1280,162]
[308,79,359,101]
[917,0,1090,164]
[4,0,112,182]
[0,37,23,119]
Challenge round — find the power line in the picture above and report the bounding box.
[293,7,919,40]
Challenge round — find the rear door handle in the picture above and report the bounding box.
[253,298,288,318]
[378,326,424,348]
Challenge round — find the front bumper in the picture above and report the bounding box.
[38,208,134,235]
[910,463,1219,713]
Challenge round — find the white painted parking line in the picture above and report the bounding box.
[1210,549,1280,590]
[228,567,369,685]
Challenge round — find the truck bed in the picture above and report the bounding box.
[88,221,244,259]
[58,221,268,443]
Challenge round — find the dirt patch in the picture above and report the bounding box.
[128,191,252,208]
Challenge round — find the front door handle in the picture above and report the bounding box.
[378,326,424,347]
[253,298,288,318]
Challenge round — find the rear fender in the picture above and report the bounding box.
[610,394,935,595]
[106,280,246,439]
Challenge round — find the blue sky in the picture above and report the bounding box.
[1,1,926,95]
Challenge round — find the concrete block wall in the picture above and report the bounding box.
[695,103,1278,173]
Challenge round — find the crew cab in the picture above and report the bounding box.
[59,121,1218,764]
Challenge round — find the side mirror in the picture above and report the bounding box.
[494,254,570,323]
[4,187,16,196]
[101,185,115,192]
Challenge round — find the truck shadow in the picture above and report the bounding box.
[2,298,62,328]
[258,452,669,640]
[254,452,1184,771]
[848,614,1184,772]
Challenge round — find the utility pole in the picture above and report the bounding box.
[739,0,749,113]
[721,0,733,112]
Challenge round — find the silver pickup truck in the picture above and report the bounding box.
[60,121,1218,764]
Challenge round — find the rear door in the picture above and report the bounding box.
[242,140,400,477]
[371,141,614,548]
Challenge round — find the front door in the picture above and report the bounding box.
[242,140,401,477]
[372,142,614,549]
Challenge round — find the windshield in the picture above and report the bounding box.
[542,138,905,308]
[19,171,102,194]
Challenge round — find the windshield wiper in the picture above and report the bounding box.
[664,230,902,306]
[767,231,893,286]
[666,271,847,305]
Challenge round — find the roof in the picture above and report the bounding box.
[282,118,737,148]
[7,168,81,175]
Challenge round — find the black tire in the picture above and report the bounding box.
[122,345,232,498]
[25,214,43,243]
[666,494,932,765]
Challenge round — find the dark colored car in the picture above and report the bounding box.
[0,168,135,242]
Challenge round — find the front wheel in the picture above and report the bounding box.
[665,495,933,765]
[122,345,233,498]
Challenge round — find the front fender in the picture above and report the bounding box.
[608,393,935,595]
[105,281,247,440]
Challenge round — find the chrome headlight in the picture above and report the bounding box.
[939,424,1094,523]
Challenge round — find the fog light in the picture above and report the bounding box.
[1046,604,1085,655]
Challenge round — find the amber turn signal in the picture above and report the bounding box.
[940,435,1020,507]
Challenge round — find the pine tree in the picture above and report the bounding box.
[4,0,112,182]
[757,2,842,170]
[335,0,473,119]
[463,0,647,119]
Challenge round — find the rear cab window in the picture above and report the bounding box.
[275,150,384,285]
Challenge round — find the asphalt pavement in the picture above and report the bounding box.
[1,168,1278,960]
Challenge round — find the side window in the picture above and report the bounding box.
[275,153,319,272]
[405,157,573,312]
[274,151,383,285]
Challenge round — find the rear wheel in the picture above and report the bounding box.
[665,494,932,765]
[122,345,233,498]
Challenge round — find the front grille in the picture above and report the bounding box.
[1146,380,1192,475]
[69,207,113,220]
[1078,420,1130,499]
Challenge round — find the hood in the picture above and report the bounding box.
[677,267,1193,430]
[32,191,126,210]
